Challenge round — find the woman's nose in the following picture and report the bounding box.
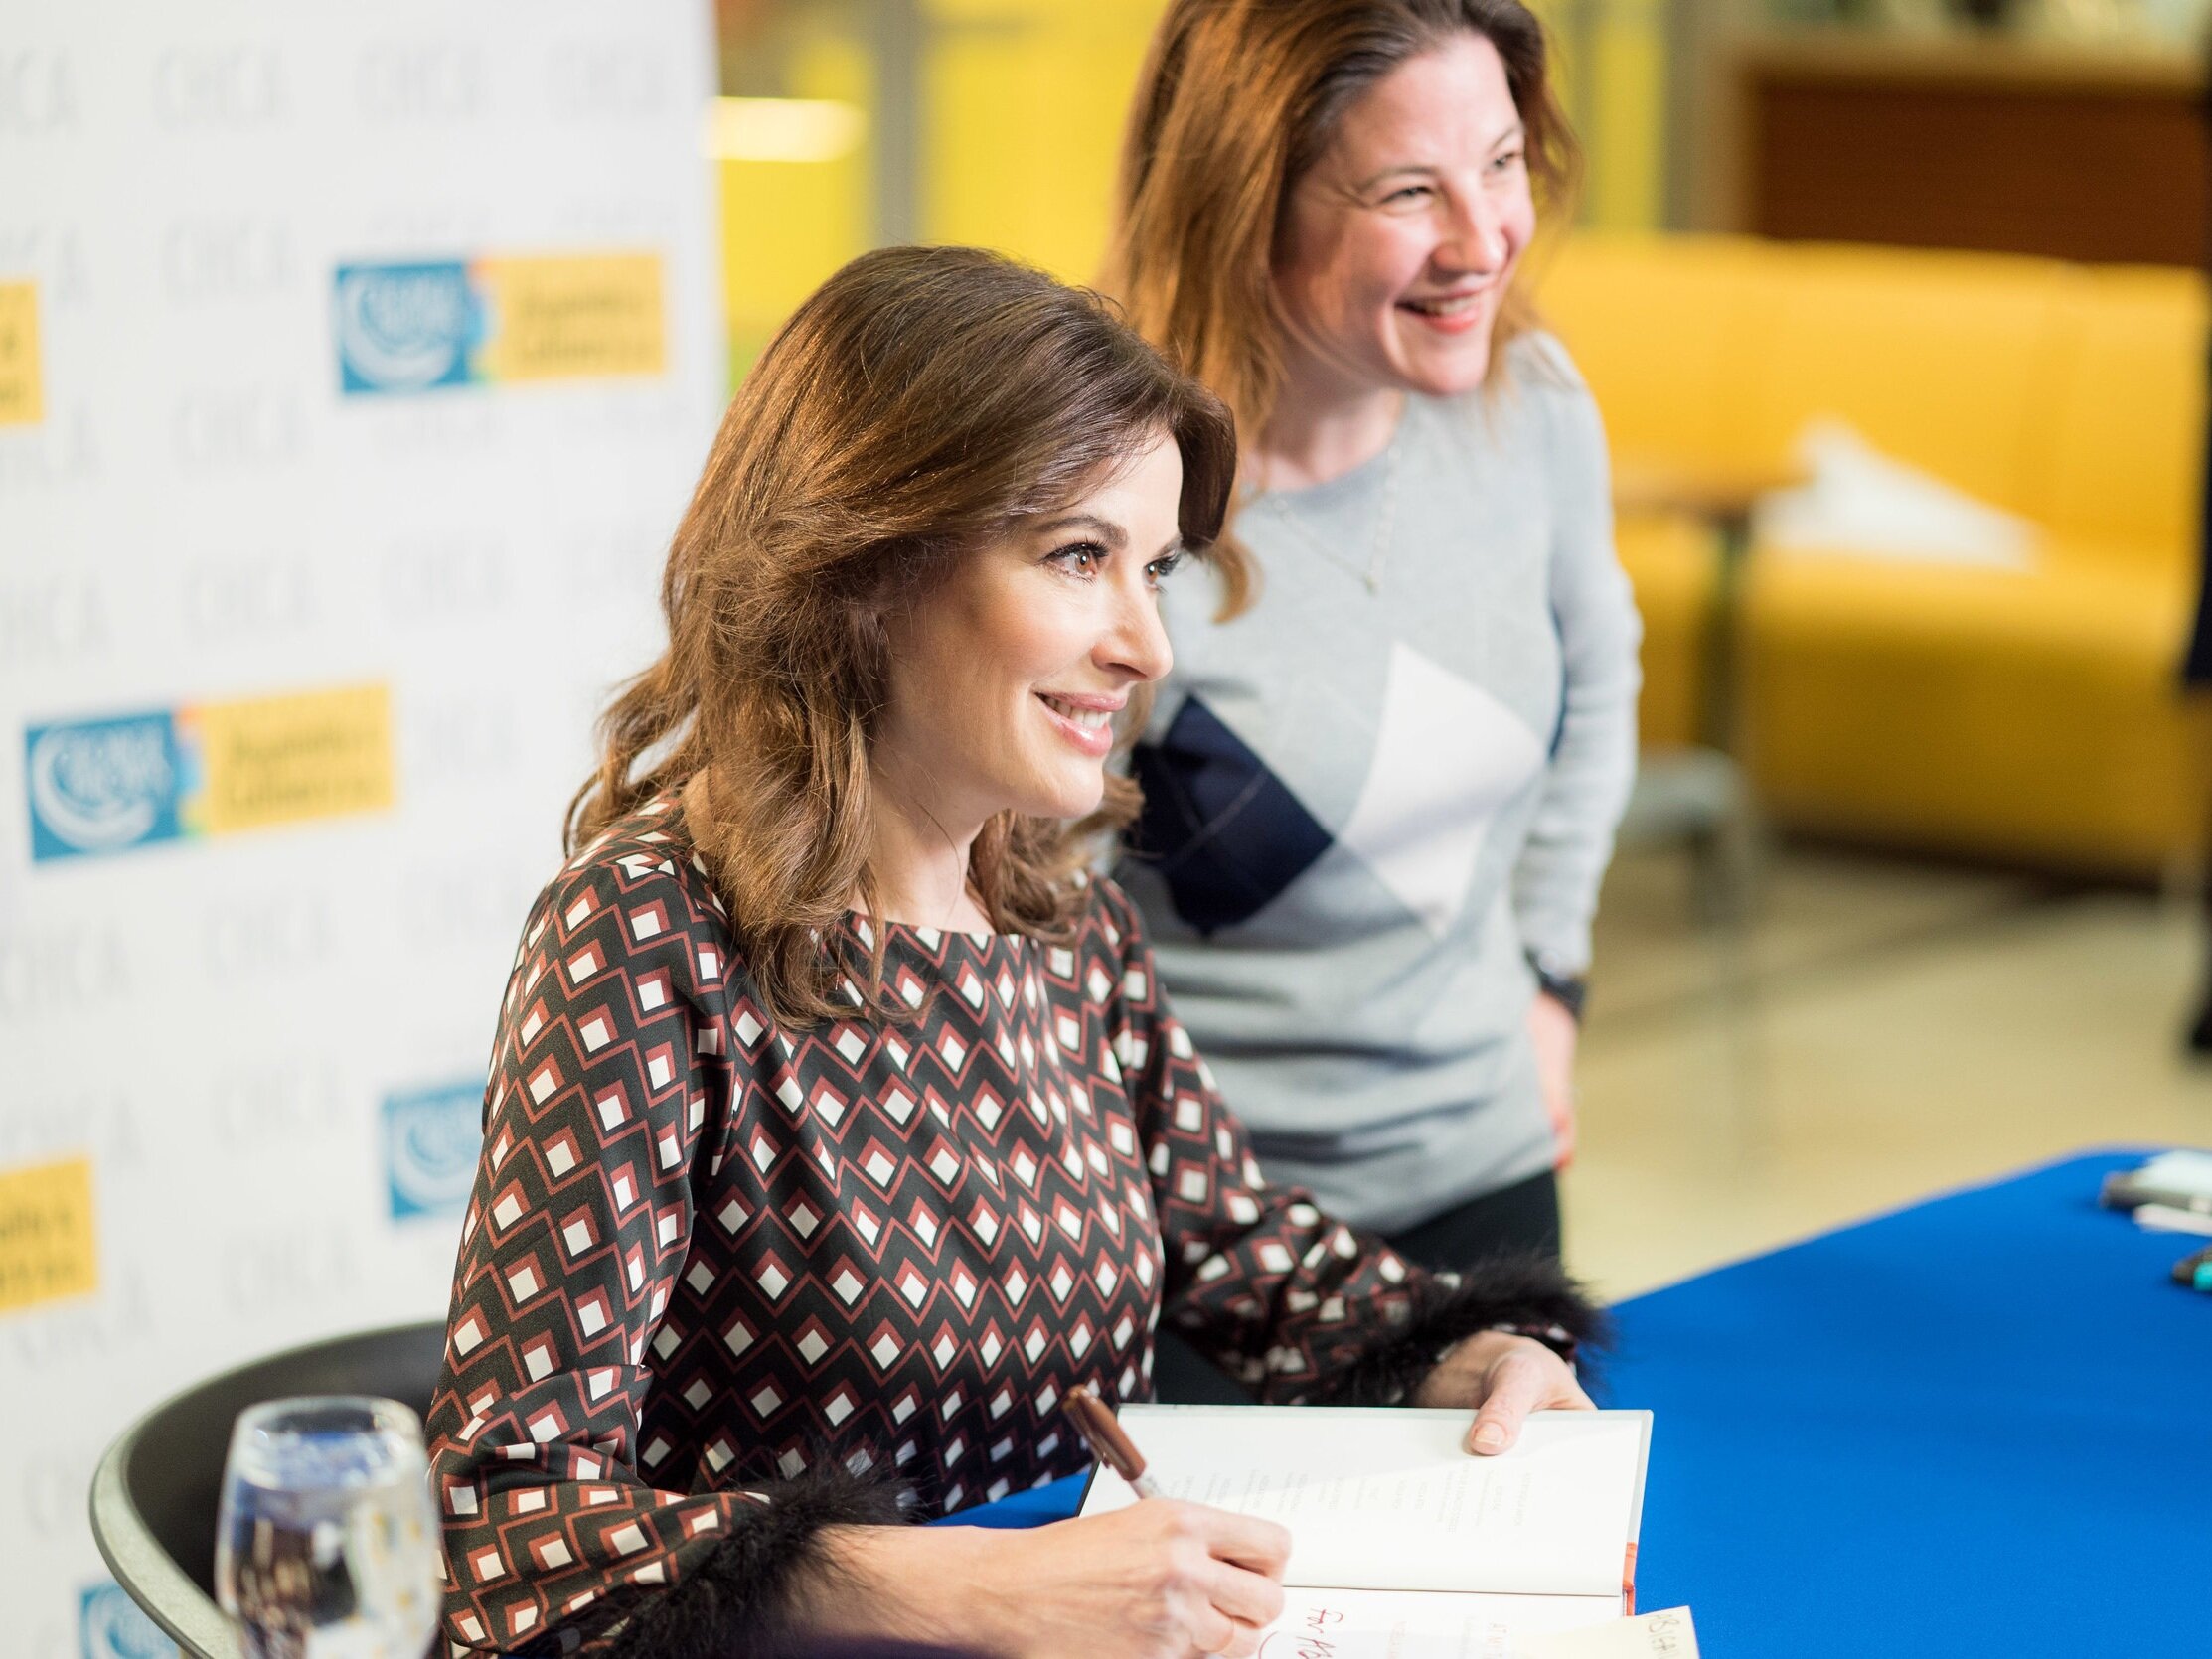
[1441,189,1510,276]
[1101,579,1173,683]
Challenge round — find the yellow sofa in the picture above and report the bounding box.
[1537,234,2210,877]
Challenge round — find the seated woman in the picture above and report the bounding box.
[427,245,1602,1659]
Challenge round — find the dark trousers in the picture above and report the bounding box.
[1384,1166,1563,1273]
[2191,345,2212,1051]
[1149,1169,1563,1404]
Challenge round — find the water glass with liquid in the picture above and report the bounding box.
[214,1395,440,1659]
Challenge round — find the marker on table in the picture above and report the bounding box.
[1063,1384,1163,1498]
[2173,1244,2212,1294]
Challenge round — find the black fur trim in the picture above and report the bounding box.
[598,1458,911,1659]
[1310,1251,1611,1408]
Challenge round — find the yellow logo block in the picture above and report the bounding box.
[0,282,42,426]
[185,682,396,835]
[0,1155,97,1315]
[475,253,666,382]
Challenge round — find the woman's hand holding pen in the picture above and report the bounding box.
[977,1383,1286,1657]
[814,1387,1287,1659]
[979,1500,1290,1659]
[1414,1329,1594,1454]
[816,1504,1290,1659]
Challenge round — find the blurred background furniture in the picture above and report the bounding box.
[1612,456,1809,919]
[1732,31,2206,266]
[1543,232,2211,878]
[87,1322,445,1659]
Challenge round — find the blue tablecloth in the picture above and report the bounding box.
[948,1149,2212,1654]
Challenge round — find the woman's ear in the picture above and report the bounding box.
[846,599,902,739]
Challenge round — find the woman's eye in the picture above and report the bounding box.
[1491,149,1525,173]
[1383,184,1432,205]
[1146,551,1185,588]
[1048,541,1105,576]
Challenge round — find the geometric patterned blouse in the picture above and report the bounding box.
[426,794,1595,1657]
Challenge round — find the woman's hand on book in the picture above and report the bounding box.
[1412,1330,1594,1455]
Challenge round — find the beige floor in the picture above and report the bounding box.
[1561,842,2212,1299]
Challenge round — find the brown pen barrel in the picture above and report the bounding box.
[1062,1385,1161,1496]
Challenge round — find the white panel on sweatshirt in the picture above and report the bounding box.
[1335,642,1545,939]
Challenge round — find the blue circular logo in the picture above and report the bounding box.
[28,720,175,853]
[81,1584,176,1659]
[389,1091,482,1214]
[335,265,473,392]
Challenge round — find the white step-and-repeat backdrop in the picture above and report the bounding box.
[0,5,726,1652]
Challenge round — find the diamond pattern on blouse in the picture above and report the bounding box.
[426,796,1427,1655]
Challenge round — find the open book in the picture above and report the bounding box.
[1077,1406,1652,1655]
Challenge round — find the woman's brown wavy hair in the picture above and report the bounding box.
[567,245,1239,1028]
[1106,0,1580,589]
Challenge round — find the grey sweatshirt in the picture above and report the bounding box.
[1115,333,1642,1234]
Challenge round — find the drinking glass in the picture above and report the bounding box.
[214,1395,440,1659]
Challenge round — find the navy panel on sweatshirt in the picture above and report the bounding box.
[1128,696,1333,935]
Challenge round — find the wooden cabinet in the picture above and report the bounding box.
[1735,33,2205,266]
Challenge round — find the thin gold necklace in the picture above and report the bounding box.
[1259,436,1401,594]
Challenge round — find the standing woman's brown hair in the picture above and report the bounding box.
[1106,0,1579,474]
[567,246,1238,1026]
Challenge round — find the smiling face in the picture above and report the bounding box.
[873,431,1185,837]
[1273,30,1534,401]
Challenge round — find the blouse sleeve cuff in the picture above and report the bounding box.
[1309,1251,1611,1408]
[600,1460,909,1659]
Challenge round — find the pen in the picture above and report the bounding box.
[1063,1384,1163,1498]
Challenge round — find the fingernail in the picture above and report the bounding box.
[1472,1423,1505,1453]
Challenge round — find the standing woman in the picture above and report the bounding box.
[1105,0,1641,1273]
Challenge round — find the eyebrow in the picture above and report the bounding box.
[1031,513,1185,563]
[1031,513,1127,548]
[1352,123,1526,192]
[1355,162,1435,191]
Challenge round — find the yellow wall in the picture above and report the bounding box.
[1582,0,1666,231]
[1529,0,1668,231]
[718,32,874,377]
[921,0,1163,282]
